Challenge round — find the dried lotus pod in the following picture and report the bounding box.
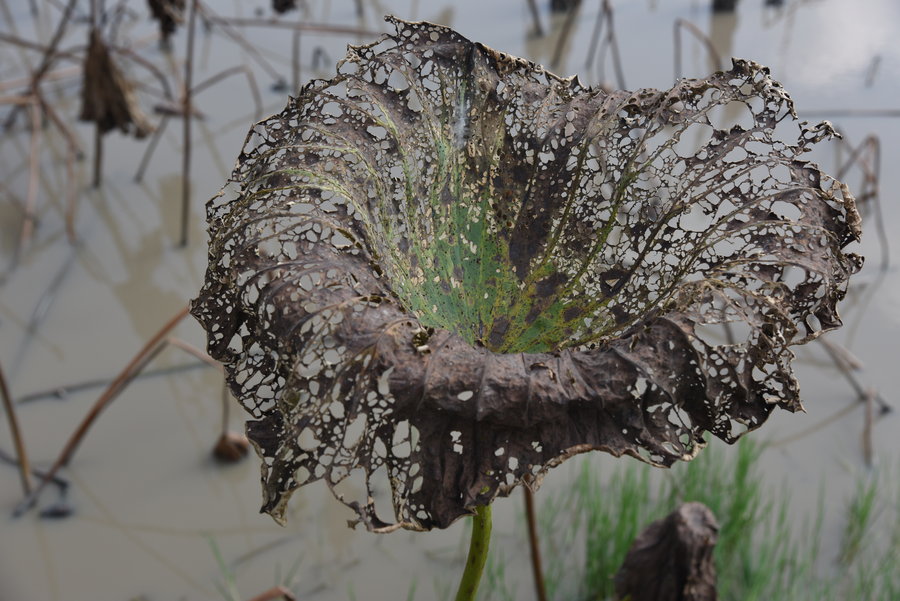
[192,17,862,532]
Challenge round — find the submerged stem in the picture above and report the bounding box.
[454,504,492,601]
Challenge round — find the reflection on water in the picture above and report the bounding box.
[1,1,898,599]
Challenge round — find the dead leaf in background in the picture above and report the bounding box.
[147,0,186,41]
[79,29,154,138]
[272,0,298,15]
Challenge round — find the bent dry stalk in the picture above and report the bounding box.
[192,17,861,599]
[0,361,32,495]
[14,305,191,516]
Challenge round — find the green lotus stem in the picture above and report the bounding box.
[454,504,493,601]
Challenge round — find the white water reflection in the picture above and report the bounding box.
[787,0,900,88]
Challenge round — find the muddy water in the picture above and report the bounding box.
[1,1,898,599]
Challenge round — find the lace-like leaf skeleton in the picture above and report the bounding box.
[192,17,862,531]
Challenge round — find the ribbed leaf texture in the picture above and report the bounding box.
[192,17,862,531]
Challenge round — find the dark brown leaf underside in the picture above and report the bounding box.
[192,17,861,531]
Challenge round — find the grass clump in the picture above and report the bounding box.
[494,439,900,601]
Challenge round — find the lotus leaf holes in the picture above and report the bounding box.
[343,414,367,447]
[298,427,320,451]
[192,18,860,531]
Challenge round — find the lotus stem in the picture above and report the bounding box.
[526,0,544,36]
[19,99,40,253]
[524,487,548,601]
[550,0,580,69]
[673,18,723,80]
[92,122,102,187]
[60,113,77,241]
[0,361,32,495]
[134,114,168,182]
[180,0,198,247]
[2,0,77,130]
[454,504,492,601]
[200,14,379,36]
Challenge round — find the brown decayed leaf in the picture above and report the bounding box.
[147,0,186,40]
[192,17,861,531]
[79,29,154,138]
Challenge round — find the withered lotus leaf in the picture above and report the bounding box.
[79,29,154,138]
[192,17,861,531]
[147,0,186,40]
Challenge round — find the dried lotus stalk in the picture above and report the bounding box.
[192,17,862,531]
